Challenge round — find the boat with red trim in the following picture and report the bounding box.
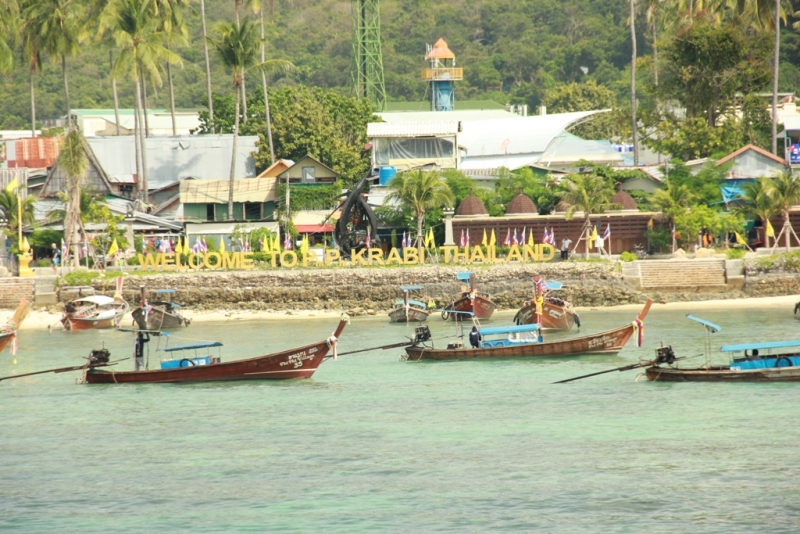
[441,272,496,321]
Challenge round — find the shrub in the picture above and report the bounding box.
[59,271,101,287]
[725,248,746,260]
[35,258,51,267]
[620,251,637,262]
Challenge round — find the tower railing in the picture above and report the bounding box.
[421,67,463,81]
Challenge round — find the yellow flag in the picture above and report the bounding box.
[107,238,119,256]
[425,228,434,248]
[5,177,18,193]
[647,218,654,230]
[482,229,488,247]
[527,230,534,247]
[734,232,747,246]
[220,238,226,253]
[489,229,496,247]
[766,220,775,237]
[589,226,598,250]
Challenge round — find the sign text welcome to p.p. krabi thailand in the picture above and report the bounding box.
[136,244,556,271]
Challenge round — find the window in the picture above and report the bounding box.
[244,203,261,220]
[206,204,215,221]
[302,166,316,183]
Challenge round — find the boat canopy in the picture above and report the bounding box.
[400,285,423,291]
[686,315,721,333]
[545,281,562,290]
[162,341,223,352]
[480,323,541,336]
[394,299,426,308]
[721,340,800,353]
[456,272,474,281]
[154,289,176,294]
[73,295,117,305]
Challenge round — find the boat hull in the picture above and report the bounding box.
[389,306,429,323]
[516,300,577,331]
[131,306,187,330]
[85,320,347,384]
[0,333,13,354]
[646,365,800,382]
[446,295,496,321]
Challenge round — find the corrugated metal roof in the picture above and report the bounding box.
[179,177,278,204]
[367,121,460,137]
[378,109,519,123]
[5,137,63,168]
[782,114,800,131]
[86,135,258,190]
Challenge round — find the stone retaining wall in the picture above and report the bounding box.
[0,278,35,308]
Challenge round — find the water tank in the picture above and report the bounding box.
[379,166,397,186]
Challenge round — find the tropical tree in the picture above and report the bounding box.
[735,177,779,249]
[559,174,619,258]
[629,0,639,164]
[650,180,694,252]
[23,0,81,126]
[99,0,182,203]
[0,0,19,74]
[152,0,190,135]
[58,129,89,266]
[765,170,800,251]
[387,170,455,257]
[0,188,37,246]
[199,0,214,130]
[209,19,292,220]
[19,1,44,137]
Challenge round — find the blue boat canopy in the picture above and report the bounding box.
[400,285,423,291]
[394,299,426,308]
[161,341,223,352]
[480,324,541,336]
[456,272,474,281]
[545,281,562,290]
[154,289,177,294]
[686,315,721,333]
[721,340,800,353]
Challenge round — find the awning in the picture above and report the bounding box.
[296,224,335,233]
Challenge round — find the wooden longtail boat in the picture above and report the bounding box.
[645,315,800,382]
[405,300,651,361]
[514,278,580,331]
[389,285,429,323]
[83,317,349,384]
[442,272,496,321]
[795,300,799,319]
[0,299,32,355]
[130,286,190,330]
[62,277,128,330]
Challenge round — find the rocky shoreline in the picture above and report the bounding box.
[57,262,800,316]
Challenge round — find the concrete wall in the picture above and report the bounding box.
[0,278,35,308]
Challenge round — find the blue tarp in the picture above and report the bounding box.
[545,281,562,290]
[456,272,474,281]
[721,340,800,352]
[720,179,754,204]
[161,341,223,352]
[730,355,800,370]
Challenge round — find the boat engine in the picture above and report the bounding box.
[655,346,676,365]
[414,325,431,344]
[88,348,111,366]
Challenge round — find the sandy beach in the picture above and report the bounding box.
[7,294,798,331]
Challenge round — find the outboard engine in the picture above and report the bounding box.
[414,325,432,344]
[655,346,676,365]
[88,348,111,366]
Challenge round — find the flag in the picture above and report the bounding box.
[193,238,201,254]
[365,231,371,249]
[589,226,598,250]
[766,220,775,237]
[201,237,207,252]
[734,232,747,246]
[460,230,465,247]
[425,228,434,248]
[520,227,526,246]
[504,229,511,246]
[401,232,407,248]
[482,229,488,247]
[284,231,292,250]
[5,177,18,192]
[301,234,309,255]
[272,233,280,252]
[61,238,67,257]
[527,229,534,247]
[107,238,119,256]
[549,227,556,245]
[466,229,470,247]
[512,229,519,246]
[647,218,654,230]
[543,227,549,245]
[489,229,496,247]
[407,232,413,248]
[219,238,226,254]
[603,224,611,240]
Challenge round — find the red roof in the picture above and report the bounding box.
[296,224,335,233]
[7,137,62,168]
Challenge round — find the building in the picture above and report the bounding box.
[256,159,295,178]
[277,155,339,184]
[69,109,202,137]
[179,177,278,223]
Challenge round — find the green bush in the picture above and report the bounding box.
[725,248,746,260]
[59,271,101,287]
[620,251,637,262]
[127,255,141,266]
[35,258,51,267]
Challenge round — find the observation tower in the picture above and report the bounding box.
[421,39,462,112]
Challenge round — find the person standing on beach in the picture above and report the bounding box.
[50,243,61,273]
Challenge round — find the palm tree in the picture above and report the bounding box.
[199,0,214,131]
[99,0,181,203]
[651,180,693,252]
[152,0,190,135]
[387,170,455,258]
[629,0,639,165]
[735,177,779,249]
[58,129,89,265]
[766,170,800,251]
[209,19,292,220]
[0,189,37,245]
[560,174,619,258]
[0,0,19,74]
[19,1,44,137]
[23,0,81,127]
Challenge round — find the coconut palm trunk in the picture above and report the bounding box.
[111,51,121,135]
[772,0,779,155]
[630,0,639,165]
[228,86,241,220]
[200,0,214,130]
[29,69,36,137]
[62,55,72,127]
[416,208,425,258]
[167,47,177,136]
[133,78,142,200]
[260,4,275,164]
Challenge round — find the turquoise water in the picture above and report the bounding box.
[2,305,799,533]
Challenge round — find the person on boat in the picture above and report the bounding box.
[469,326,482,348]
[468,289,476,301]
[427,299,436,310]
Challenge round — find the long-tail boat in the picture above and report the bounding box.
[61,278,129,330]
[405,300,651,361]
[131,285,190,330]
[0,299,32,355]
[81,315,349,384]
[645,315,800,382]
[389,285,429,323]
[514,278,580,331]
[441,272,496,321]
[795,300,799,319]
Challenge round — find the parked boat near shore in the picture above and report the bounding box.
[0,300,31,355]
[61,279,129,330]
[514,278,580,331]
[441,272,496,321]
[389,285,429,323]
[404,300,651,361]
[131,286,190,330]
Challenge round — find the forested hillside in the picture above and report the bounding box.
[3,0,800,145]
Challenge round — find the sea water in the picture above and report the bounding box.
[1,305,799,533]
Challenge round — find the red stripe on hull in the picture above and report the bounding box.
[516,302,575,331]
[0,333,13,354]
[63,317,119,331]
[448,296,496,320]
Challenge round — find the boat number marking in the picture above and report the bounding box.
[587,334,620,349]
[280,350,312,369]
